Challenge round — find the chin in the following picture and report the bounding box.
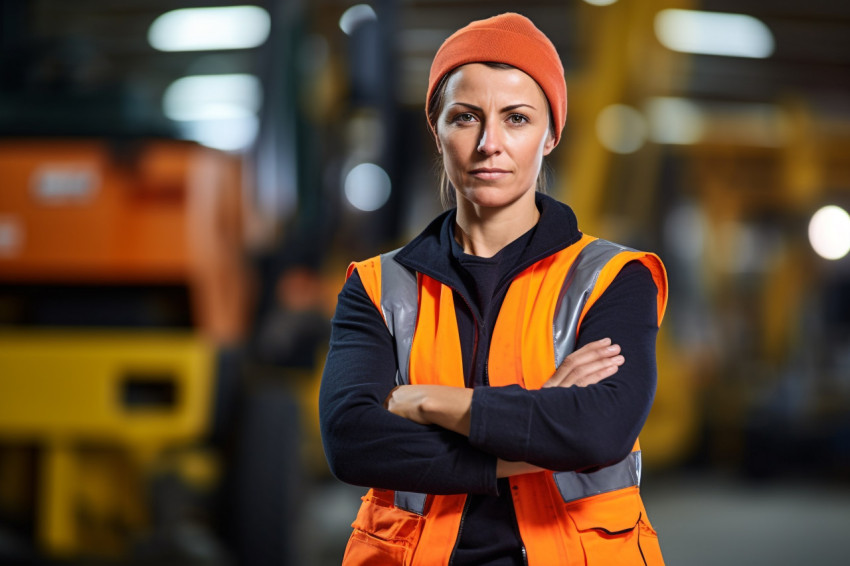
[459,186,533,210]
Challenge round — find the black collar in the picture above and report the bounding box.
[394,193,582,289]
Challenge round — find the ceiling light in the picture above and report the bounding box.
[149,6,270,52]
[163,74,262,152]
[339,4,377,36]
[655,9,775,58]
[181,116,260,152]
[344,163,391,211]
[809,205,850,260]
[163,74,262,122]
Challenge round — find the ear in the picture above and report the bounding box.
[433,129,443,155]
[542,132,557,156]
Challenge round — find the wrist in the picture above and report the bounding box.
[420,386,473,436]
[418,390,436,422]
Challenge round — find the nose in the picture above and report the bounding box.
[477,121,503,155]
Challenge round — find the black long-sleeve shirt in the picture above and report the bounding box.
[319,194,661,565]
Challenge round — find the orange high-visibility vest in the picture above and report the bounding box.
[343,234,668,566]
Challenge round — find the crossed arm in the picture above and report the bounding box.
[384,338,625,477]
[319,263,658,493]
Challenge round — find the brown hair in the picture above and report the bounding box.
[427,63,555,209]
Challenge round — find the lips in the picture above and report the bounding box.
[469,168,510,180]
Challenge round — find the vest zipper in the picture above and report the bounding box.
[447,496,471,566]
[508,487,529,566]
[444,289,475,565]
[447,275,521,563]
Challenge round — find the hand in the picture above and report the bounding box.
[384,384,430,424]
[384,385,473,434]
[542,337,624,389]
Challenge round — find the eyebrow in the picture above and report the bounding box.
[450,102,538,112]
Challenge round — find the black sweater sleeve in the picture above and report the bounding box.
[468,261,660,471]
[319,270,498,495]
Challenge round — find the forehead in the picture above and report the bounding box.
[442,63,547,106]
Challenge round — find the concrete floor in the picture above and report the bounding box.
[301,471,850,566]
[643,472,850,566]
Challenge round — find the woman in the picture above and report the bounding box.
[320,12,668,566]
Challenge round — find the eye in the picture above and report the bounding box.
[452,112,477,124]
[507,113,529,125]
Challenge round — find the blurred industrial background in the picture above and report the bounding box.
[1,0,849,564]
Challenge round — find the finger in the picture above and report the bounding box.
[558,339,620,371]
[571,337,612,357]
[570,358,623,387]
[546,340,621,386]
[551,356,623,389]
[544,354,624,388]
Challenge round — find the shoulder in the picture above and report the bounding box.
[580,238,667,296]
[575,238,668,326]
[610,261,656,292]
[599,254,667,327]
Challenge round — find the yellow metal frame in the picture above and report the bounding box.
[0,329,214,555]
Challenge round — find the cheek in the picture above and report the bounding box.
[439,136,465,171]
[522,133,550,165]
[436,130,452,158]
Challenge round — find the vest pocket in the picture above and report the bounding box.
[567,491,663,566]
[342,491,424,566]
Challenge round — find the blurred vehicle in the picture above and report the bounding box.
[0,137,301,565]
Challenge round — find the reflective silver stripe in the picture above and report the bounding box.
[380,251,428,515]
[551,240,642,502]
[553,239,632,367]
[394,490,428,515]
[380,249,418,387]
[553,451,642,504]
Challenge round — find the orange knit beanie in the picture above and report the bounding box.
[426,12,567,145]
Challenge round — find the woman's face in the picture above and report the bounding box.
[435,63,556,211]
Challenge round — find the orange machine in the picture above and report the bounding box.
[0,138,248,343]
[0,138,250,558]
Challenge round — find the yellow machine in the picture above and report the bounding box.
[0,138,248,560]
